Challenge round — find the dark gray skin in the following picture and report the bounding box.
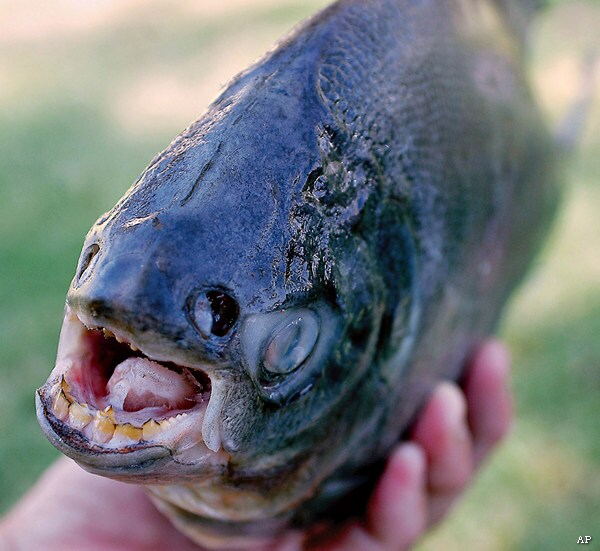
[37,0,558,544]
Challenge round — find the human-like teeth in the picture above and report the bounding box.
[61,376,71,394]
[91,411,116,444]
[102,405,116,422]
[102,328,115,339]
[110,423,143,447]
[52,390,70,421]
[49,381,61,397]
[68,402,93,430]
[48,371,204,449]
[142,419,162,440]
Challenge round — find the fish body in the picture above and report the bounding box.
[37,0,558,546]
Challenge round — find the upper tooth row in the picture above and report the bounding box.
[101,328,139,351]
[50,379,187,446]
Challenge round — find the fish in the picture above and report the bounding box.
[36,0,558,546]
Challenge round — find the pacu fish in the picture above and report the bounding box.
[37,0,558,546]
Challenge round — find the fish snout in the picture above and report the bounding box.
[69,248,168,330]
[68,243,241,363]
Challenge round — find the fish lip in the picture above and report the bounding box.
[37,307,229,476]
[35,390,174,477]
[36,382,228,481]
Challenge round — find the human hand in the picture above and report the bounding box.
[302,339,512,550]
[0,340,511,551]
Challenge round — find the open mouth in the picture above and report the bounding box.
[37,307,221,460]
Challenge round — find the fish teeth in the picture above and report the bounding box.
[68,402,93,430]
[49,381,61,397]
[110,423,143,446]
[49,373,202,449]
[91,412,116,444]
[60,376,71,394]
[101,327,140,351]
[159,417,174,430]
[142,419,162,440]
[52,390,71,421]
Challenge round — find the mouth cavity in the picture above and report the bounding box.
[41,309,216,454]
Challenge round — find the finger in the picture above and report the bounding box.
[463,340,512,468]
[411,383,473,526]
[310,445,427,551]
[365,443,427,551]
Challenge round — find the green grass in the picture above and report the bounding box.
[0,1,598,549]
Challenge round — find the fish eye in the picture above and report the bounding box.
[192,290,239,338]
[262,314,319,375]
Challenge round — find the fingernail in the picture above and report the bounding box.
[391,443,425,480]
[436,382,466,432]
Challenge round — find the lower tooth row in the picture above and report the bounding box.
[50,383,188,446]
[69,402,92,430]
[53,390,70,421]
[92,412,116,444]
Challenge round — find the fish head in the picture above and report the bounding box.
[36,56,420,531]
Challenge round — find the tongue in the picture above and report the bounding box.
[106,357,198,412]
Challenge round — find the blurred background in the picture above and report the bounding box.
[0,0,598,549]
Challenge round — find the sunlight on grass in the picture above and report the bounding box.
[507,185,600,326]
[419,421,600,550]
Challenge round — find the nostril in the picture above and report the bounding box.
[87,299,106,319]
[76,243,100,285]
[190,290,239,338]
